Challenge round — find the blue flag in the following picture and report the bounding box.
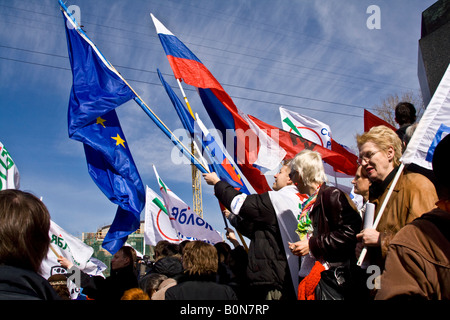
[157,70,250,194]
[63,10,145,254]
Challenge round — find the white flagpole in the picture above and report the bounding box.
[357,162,405,266]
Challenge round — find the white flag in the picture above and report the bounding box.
[279,106,332,149]
[279,107,354,180]
[153,165,222,244]
[245,114,287,174]
[402,63,450,169]
[0,141,20,190]
[40,220,106,299]
[144,186,181,246]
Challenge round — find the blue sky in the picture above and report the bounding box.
[0,0,436,239]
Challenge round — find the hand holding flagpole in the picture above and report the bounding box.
[357,163,405,266]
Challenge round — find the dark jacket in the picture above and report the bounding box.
[79,263,138,300]
[165,274,237,300]
[309,184,362,264]
[214,181,295,300]
[0,265,61,300]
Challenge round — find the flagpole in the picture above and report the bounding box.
[59,1,209,175]
[356,162,405,266]
[176,79,196,120]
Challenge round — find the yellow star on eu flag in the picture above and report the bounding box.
[96,116,106,128]
[111,133,126,148]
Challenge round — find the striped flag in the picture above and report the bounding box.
[402,63,450,169]
[151,13,272,194]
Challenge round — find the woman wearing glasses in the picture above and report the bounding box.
[355,125,438,272]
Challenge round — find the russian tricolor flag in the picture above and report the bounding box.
[151,14,272,194]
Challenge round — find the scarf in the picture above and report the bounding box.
[296,184,322,240]
[297,261,325,300]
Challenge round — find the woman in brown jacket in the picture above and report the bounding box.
[356,126,438,269]
[375,134,450,300]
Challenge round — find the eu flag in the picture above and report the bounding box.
[63,10,145,254]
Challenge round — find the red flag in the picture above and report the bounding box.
[248,115,358,176]
[152,14,272,194]
[364,109,396,132]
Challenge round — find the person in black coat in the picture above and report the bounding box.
[59,246,138,300]
[0,190,60,300]
[288,150,362,300]
[165,241,237,300]
[203,163,299,300]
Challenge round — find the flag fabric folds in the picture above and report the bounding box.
[151,14,272,194]
[157,69,251,194]
[40,220,106,299]
[279,107,357,178]
[153,166,223,244]
[402,63,450,169]
[280,107,332,149]
[62,9,145,255]
[0,141,20,190]
[144,186,180,246]
[249,114,358,176]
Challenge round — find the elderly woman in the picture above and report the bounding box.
[355,125,438,269]
[288,150,362,300]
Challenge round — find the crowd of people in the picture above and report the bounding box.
[0,102,449,300]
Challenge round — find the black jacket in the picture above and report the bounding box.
[0,265,61,300]
[309,184,362,264]
[79,264,138,300]
[214,181,295,300]
[165,274,237,300]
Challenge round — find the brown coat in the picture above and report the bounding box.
[375,208,450,300]
[370,169,438,262]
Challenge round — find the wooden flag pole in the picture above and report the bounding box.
[50,245,61,259]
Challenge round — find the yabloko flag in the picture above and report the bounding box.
[249,114,358,176]
[0,141,20,190]
[153,165,223,244]
[40,220,106,299]
[144,186,180,246]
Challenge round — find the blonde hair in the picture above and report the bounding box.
[356,125,402,167]
[290,150,326,187]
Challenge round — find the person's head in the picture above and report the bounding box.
[356,125,402,182]
[432,134,450,201]
[402,123,418,152]
[48,274,71,300]
[154,240,180,261]
[111,246,136,271]
[214,242,231,264]
[351,166,371,201]
[0,189,51,273]
[272,161,293,191]
[182,241,218,277]
[121,288,150,300]
[139,273,168,298]
[395,102,416,126]
[289,150,326,194]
